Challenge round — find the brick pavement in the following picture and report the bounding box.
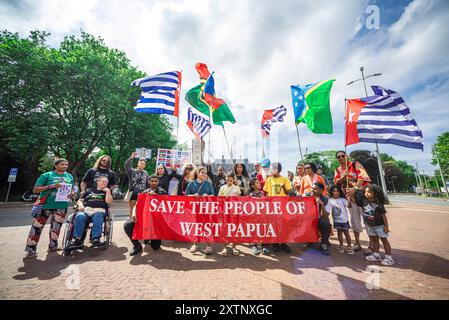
[1,201,448,300]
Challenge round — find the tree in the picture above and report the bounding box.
[432,132,449,177]
[303,150,339,180]
[0,30,175,195]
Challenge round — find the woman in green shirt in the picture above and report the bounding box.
[24,159,74,258]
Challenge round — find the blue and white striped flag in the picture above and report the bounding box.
[261,105,288,138]
[187,107,211,141]
[347,86,423,150]
[131,71,181,116]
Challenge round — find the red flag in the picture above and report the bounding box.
[195,63,210,81]
[261,109,274,138]
[345,99,366,146]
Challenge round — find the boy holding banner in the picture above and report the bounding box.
[124,175,167,256]
[263,162,293,253]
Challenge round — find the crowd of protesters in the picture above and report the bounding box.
[24,150,394,266]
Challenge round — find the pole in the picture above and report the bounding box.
[415,162,424,195]
[5,182,12,202]
[434,175,440,196]
[295,125,304,163]
[360,67,388,200]
[435,148,449,198]
[414,173,419,193]
[222,125,233,161]
[422,170,429,195]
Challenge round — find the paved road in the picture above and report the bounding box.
[1,196,448,300]
[388,194,449,207]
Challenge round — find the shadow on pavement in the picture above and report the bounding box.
[14,243,128,281]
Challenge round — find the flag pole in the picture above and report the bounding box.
[222,125,233,161]
[295,124,304,163]
[176,70,182,147]
[344,99,349,189]
[208,109,212,162]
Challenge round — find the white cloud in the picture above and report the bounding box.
[1,0,448,175]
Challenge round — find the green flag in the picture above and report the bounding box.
[291,79,335,134]
[185,84,210,117]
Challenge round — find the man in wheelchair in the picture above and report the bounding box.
[69,176,112,247]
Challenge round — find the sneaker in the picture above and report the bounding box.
[47,246,61,252]
[23,249,37,259]
[231,247,240,256]
[352,244,362,252]
[220,248,229,256]
[366,253,382,262]
[280,243,292,253]
[189,244,199,253]
[381,257,395,266]
[91,238,102,247]
[69,238,83,247]
[129,245,143,256]
[337,246,345,254]
[252,246,261,255]
[346,248,355,255]
[320,244,330,255]
[204,246,213,255]
[261,247,271,255]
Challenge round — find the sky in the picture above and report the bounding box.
[1,0,448,176]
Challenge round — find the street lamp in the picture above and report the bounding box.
[347,67,388,201]
[391,176,397,193]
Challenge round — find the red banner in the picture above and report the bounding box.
[132,194,319,243]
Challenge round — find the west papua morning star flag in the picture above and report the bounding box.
[345,86,423,150]
[261,105,287,138]
[187,107,211,141]
[131,71,182,117]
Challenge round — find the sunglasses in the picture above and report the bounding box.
[185,167,193,170]
[336,155,345,159]
[305,166,311,169]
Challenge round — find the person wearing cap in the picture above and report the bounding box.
[256,158,271,191]
[24,158,74,258]
[124,152,150,218]
[263,162,293,253]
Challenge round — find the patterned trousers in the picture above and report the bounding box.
[25,208,67,251]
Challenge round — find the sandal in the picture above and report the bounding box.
[347,248,355,255]
[204,246,213,255]
[364,247,374,256]
[220,248,229,256]
[337,246,345,254]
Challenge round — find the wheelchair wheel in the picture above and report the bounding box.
[61,221,74,257]
[105,213,114,247]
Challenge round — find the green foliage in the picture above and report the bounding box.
[432,132,449,177]
[0,30,175,190]
[303,150,339,179]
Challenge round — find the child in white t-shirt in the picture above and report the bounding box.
[326,185,354,255]
[218,173,241,256]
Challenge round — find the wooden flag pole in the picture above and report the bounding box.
[295,124,304,163]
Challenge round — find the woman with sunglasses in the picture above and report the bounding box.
[81,155,117,194]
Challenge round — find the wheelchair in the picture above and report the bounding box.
[62,204,114,257]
